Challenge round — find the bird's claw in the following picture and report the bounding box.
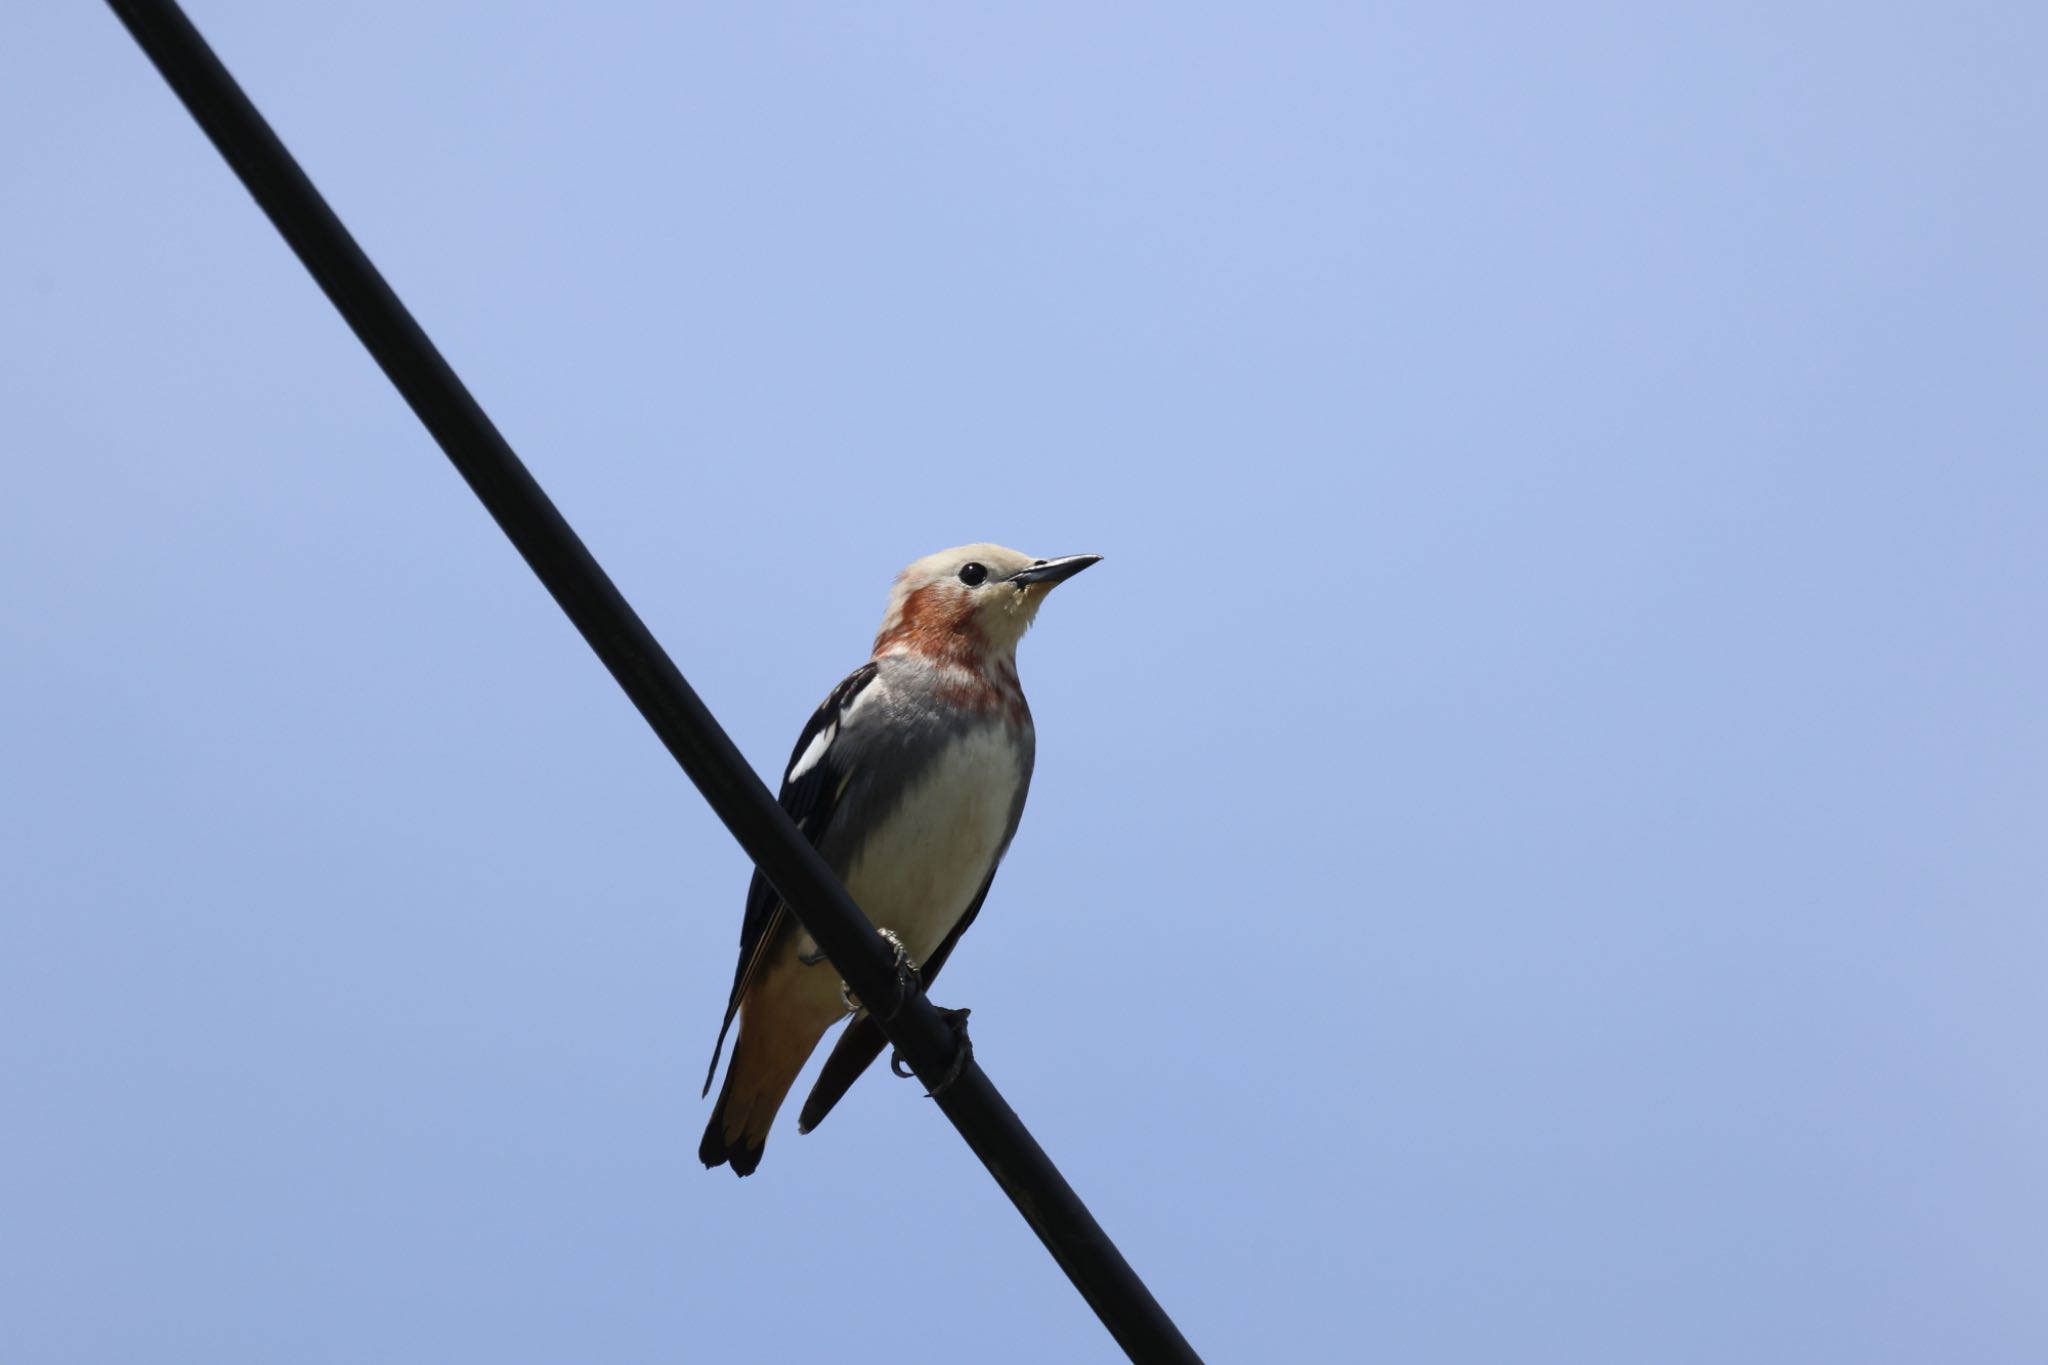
[840,929,920,1020]
[890,1006,974,1098]
[880,930,918,1021]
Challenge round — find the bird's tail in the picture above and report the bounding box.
[699,1000,833,1177]
[698,1061,771,1176]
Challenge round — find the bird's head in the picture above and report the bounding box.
[872,543,1100,664]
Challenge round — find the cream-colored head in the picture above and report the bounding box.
[871,543,1101,662]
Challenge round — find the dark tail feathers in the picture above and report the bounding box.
[698,1066,766,1177]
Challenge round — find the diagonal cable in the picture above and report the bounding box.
[101,2,1199,1361]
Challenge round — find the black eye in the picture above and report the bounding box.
[958,562,988,587]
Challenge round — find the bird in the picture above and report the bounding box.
[698,543,1100,1176]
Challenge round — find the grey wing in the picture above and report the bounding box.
[700,662,879,1096]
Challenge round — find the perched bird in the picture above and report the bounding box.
[699,543,1100,1176]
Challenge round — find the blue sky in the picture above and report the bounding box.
[4,3,2045,1361]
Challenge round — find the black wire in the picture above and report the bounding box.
[101,3,1200,1361]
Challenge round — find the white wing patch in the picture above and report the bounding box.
[787,722,836,784]
[839,679,882,730]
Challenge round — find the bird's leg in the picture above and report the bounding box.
[890,1006,974,1098]
[797,934,828,967]
[836,928,920,1018]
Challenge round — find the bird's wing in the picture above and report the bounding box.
[794,862,997,1133]
[700,661,880,1097]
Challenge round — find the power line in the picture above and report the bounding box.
[102,2,1201,1361]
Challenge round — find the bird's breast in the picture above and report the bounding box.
[837,723,1028,965]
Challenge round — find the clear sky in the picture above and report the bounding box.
[4,3,2045,1361]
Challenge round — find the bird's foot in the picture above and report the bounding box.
[878,930,919,1020]
[838,929,920,1019]
[891,1006,974,1098]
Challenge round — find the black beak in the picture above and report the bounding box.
[1007,554,1102,587]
